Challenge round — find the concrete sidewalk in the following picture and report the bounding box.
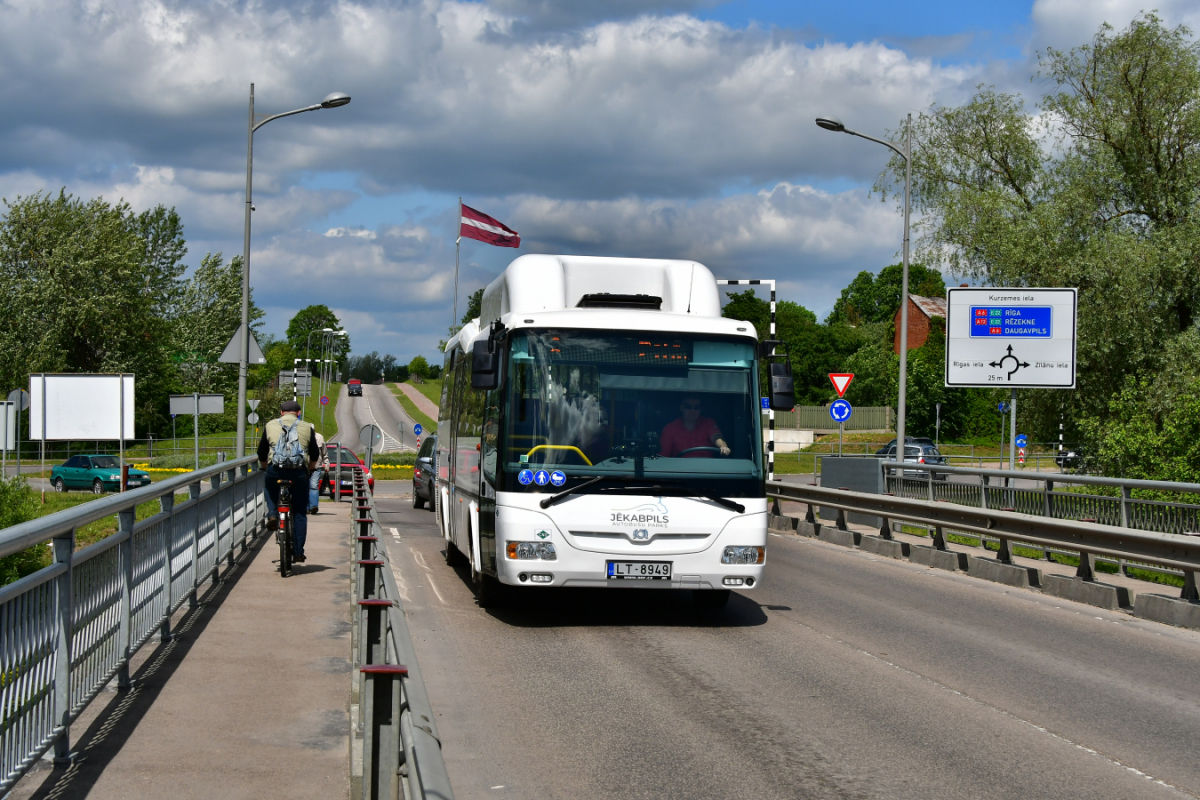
[10,504,354,800]
[393,382,439,419]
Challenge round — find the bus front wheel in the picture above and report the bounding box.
[692,589,730,609]
[476,572,506,608]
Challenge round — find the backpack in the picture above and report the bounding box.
[272,419,308,469]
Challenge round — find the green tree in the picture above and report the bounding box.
[408,355,430,379]
[874,14,1200,463]
[0,191,184,436]
[826,264,946,326]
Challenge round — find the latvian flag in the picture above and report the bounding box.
[460,204,520,248]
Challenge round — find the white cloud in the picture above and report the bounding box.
[0,0,992,358]
[1030,0,1200,51]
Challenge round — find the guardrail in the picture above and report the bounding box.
[766,472,1200,602]
[350,469,453,800]
[0,456,268,793]
[885,461,1200,538]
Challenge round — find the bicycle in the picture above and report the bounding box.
[278,482,295,577]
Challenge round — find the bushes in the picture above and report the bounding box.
[0,477,46,586]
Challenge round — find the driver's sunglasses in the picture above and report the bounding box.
[681,403,701,410]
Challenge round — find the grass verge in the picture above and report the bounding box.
[389,386,437,431]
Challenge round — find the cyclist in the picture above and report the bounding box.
[259,400,320,563]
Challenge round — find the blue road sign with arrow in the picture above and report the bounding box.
[829,399,853,423]
[1015,434,1027,448]
[414,423,423,436]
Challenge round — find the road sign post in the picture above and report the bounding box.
[169,394,225,471]
[829,400,853,456]
[7,389,28,476]
[360,424,383,471]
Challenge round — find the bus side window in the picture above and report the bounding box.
[481,390,500,486]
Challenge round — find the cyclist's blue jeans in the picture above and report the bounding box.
[265,466,308,558]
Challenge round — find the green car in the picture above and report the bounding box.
[52,455,152,494]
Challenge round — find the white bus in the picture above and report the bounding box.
[435,254,794,608]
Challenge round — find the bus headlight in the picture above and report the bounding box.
[507,542,558,560]
[722,546,764,565]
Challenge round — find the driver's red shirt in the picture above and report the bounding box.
[660,417,722,458]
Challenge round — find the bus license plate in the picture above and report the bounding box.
[606,561,672,581]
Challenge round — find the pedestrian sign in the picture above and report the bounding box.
[828,373,854,398]
[829,399,853,423]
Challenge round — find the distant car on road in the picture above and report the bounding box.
[52,455,151,494]
[880,444,948,479]
[1056,447,1084,472]
[412,435,437,511]
[323,444,374,498]
[347,379,363,397]
[875,437,935,456]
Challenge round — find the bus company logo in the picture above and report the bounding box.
[609,499,669,528]
[631,528,650,541]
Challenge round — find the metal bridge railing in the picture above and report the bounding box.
[770,466,1200,601]
[350,469,454,800]
[0,456,267,793]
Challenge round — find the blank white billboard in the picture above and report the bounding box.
[29,374,135,441]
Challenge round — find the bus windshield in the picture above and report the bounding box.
[496,329,763,497]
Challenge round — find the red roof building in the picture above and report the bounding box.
[893,295,947,353]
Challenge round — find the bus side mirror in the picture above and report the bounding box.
[760,339,782,358]
[768,361,795,411]
[471,340,499,390]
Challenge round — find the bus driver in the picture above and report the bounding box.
[659,395,731,458]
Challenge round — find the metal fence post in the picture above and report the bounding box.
[360,665,409,800]
[1119,485,1132,576]
[1183,570,1199,602]
[189,481,202,607]
[980,475,989,509]
[225,466,237,568]
[117,509,135,690]
[160,491,176,642]
[51,530,75,764]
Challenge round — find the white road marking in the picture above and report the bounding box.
[790,618,1193,797]
[409,546,446,604]
[388,526,402,539]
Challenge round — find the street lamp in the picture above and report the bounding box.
[816,113,913,454]
[319,330,347,433]
[236,86,351,457]
[301,327,334,419]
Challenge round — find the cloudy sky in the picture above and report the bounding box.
[2,0,1197,362]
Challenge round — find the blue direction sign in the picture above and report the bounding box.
[829,399,853,423]
[1015,434,1028,448]
[970,305,1052,338]
[414,423,423,436]
[998,401,1009,413]
[760,397,770,410]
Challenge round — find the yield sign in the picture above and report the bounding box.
[829,373,854,398]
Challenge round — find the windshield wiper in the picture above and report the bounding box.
[539,475,616,509]
[595,480,746,514]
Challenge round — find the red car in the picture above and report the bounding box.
[324,444,374,498]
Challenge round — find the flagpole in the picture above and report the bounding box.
[453,196,462,329]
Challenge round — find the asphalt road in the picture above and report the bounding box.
[374,490,1200,800]
[332,383,420,453]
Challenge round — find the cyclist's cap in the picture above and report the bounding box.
[280,400,302,413]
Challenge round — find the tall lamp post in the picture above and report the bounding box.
[302,326,334,419]
[319,330,347,434]
[816,113,913,454]
[236,85,351,457]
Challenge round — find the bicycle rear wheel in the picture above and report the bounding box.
[279,487,293,577]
